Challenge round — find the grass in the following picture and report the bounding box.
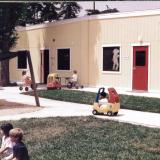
[2,116,160,160]
[26,89,160,113]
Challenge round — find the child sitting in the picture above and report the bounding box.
[99,92,108,108]
[0,123,14,160]
[9,128,29,160]
[22,71,31,86]
[68,70,78,87]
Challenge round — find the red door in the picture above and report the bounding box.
[132,46,148,91]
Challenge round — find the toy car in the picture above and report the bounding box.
[92,87,120,116]
[19,77,34,91]
[47,73,61,90]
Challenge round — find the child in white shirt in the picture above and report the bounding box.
[0,123,14,160]
[68,70,78,87]
[99,92,108,108]
[71,70,78,83]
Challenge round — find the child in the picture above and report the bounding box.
[9,128,29,160]
[22,71,32,87]
[69,70,78,87]
[99,92,108,107]
[0,123,14,160]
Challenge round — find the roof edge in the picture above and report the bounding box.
[16,9,160,31]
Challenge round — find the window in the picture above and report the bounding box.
[17,51,27,69]
[57,49,70,70]
[103,46,120,72]
[136,51,145,66]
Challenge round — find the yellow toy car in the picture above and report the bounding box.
[47,73,61,90]
[92,87,120,116]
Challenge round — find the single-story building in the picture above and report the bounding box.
[10,9,160,92]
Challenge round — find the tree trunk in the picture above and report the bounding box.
[0,60,9,86]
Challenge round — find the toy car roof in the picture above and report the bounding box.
[108,87,120,103]
[48,73,58,78]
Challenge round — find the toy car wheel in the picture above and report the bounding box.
[113,112,118,116]
[67,84,72,89]
[92,110,98,115]
[81,85,84,89]
[107,111,112,116]
[25,87,29,91]
[75,86,79,89]
[19,86,23,91]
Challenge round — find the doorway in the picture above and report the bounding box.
[132,46,148,91]
[40,49,49,84]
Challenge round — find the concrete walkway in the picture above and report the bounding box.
[0,86,160,129]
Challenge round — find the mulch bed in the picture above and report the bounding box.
[0,99,36,109]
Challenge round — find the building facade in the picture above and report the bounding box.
[10,9,160,92]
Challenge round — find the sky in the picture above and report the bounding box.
[78,1,160,16]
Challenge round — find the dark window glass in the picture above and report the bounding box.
[103,47,120,71]
[17,51,27,69]
[57,49,70,70]
[136,51,145,66]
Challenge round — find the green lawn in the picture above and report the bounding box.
[3,117,160,160]
[26,89,160,113]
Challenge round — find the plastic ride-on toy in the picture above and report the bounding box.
[19,77,33,91]
[92,87,120,116]
[66,80,84,89]
[47,73,61,90]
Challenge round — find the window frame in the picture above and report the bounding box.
[101,44,121,74]
[56,48,71,71]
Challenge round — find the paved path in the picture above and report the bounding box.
[0,87,160,129]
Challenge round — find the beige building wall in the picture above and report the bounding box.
[10,30,29,81]
[10,10,160,91]
[10,21,89,85]
[88,14,160,91]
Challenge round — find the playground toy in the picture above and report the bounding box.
[65,77,84,89]
[47,73,61,90]
[19,76,34,91]
[92,87,120,116]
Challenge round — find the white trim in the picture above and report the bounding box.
[148,44,151,92]
[16,9,160,31]
[56,48,71,72]
[130,43,150,91]
[130,43,150,47]
[101,44,121,74]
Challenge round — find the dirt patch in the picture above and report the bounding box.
[0,99,42,116]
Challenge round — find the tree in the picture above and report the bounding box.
[0,3,23,86]
[18,3,43,26]
[86,3,119,16]
[41,2,60,22]
[18,2,60,26]
[59,2,81,19]
[101,5,119,14]
[86,9,100,15]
